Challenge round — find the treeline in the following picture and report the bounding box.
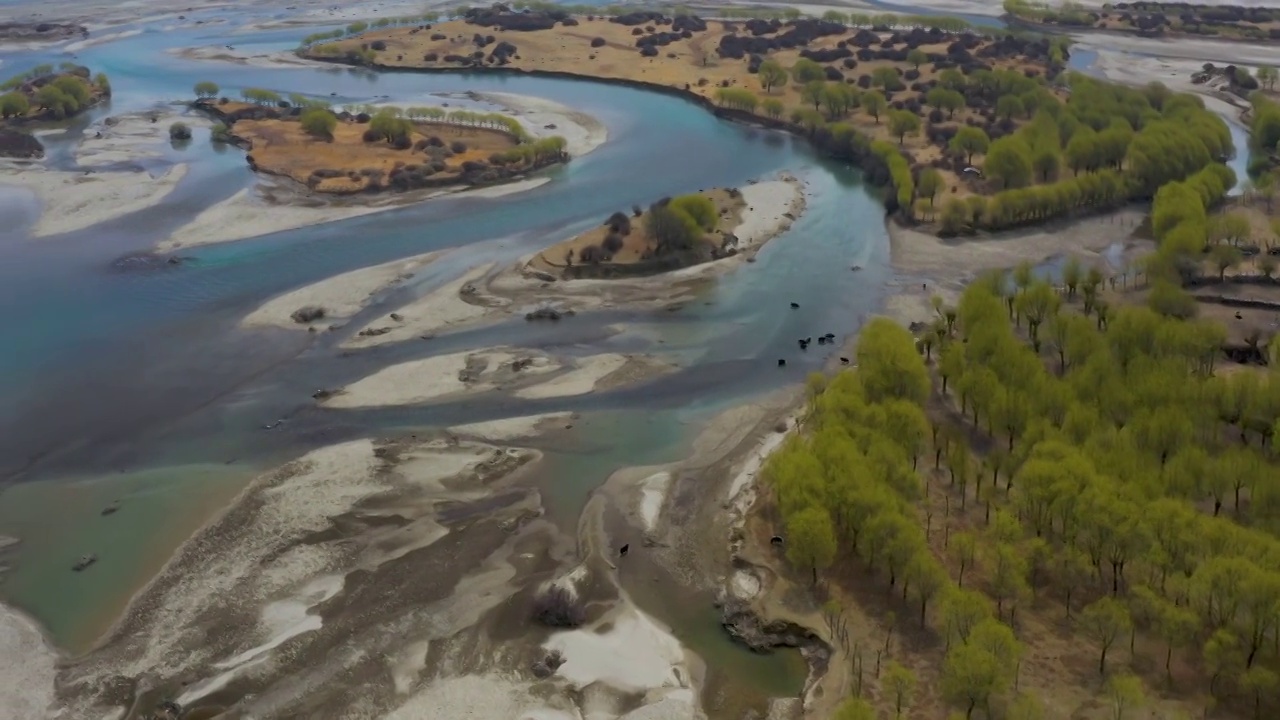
[774,272,1280,715]
[768,319,1037,718]
[298,12,443,47]
[939,75,1232,234]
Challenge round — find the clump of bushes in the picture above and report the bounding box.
[168,122,192,140]
[450,140,467,153]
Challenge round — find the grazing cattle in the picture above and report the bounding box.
[778,358,787,366]
[790,302,800,309]
[620,544,630,557]
[840,357,850,364]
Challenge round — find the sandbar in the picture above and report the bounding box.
[3,163,189,238]
[322,348,559,409]
[242,250,443,330]
[342,262,503,347]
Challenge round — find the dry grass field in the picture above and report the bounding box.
[310,15,1059,201]
[236,116,517,193]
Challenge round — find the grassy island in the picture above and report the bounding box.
[1005,0,1280,42]
[191,85,567,195]
[302,7,1234,237]
[0,63,111,158]
[530,189,745,278]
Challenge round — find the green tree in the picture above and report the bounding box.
[996,94,1025,121]
[927,87,965,119]
[1259,65,1278,91]
[0,92,29,118]
[821,83,856,119]
[168,122,192,140]
[194,81,219,99]
[1106,673,1146,720]
[94,72,111,95]
[790,58,825,84]
[801,80,826,111]
[762,97,784,120]
[888,110,921,145]
[757,59,788,93]
[785,506,837,584]
[883,661,917,717]
[646,203,702,253]
[832,697,875,720]
[942,622,1018,719]
[950,126,989,164]
[985,137,1032,189]
[855,317,930,403]
[669,194,718,231]
[1210,242,1243,282]
[918,167,944,206]
[860,90,887,124]
[872,66,902,90]
[300,108,338,139]
[906,48,928,70]
[1080,597,1131,676]
[34,85,72,119]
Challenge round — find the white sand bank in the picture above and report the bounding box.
[2,163,189,238]
[170,44,325,69]
[78,111,209,166]
[0,603,57,720]
[448,412,574,442]
[636,471,672,532]
[242,250,442,330]
[159,186,392,252]
[734,176,804,252]
[514,353,630,400]
[323,348,558,409]
[545,604,692,694]
[343,263,505,347]
[474,91,609,158]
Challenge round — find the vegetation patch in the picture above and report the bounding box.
[188,83,567,194]
[527,189,745,278]
[0,62,110,158]
[305,9,1231,236]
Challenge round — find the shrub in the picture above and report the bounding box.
[602,232,625,253]
[450,140,467,153]
[591,37,606,48]
[300,108,337,139]
[606,211,632,235]
[362,128,382,142]
[370,40,387,51]
[168,122,192,140]
[210,123,231,143]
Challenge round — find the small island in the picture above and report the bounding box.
[190,83,568,194]
[528,176,802,279]
[0,63,111,159]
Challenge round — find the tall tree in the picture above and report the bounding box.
[1080,597,1132,676]
[785,506,837,585]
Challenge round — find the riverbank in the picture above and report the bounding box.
[883,208,1148,326]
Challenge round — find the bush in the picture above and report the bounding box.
[602,232,625,254]
[300,108,337,139]
[362,128,382,142]
[370,40,387,51]
[591,37,606,48]
[168,122,192,141]
[450,140,467,153]
[606,211,632,235]
[210,123,231,143]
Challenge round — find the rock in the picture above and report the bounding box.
[291,305,326,323]
[72,554,97,572]
[543,123,558,129]
[357,327,391,337]
[389,312,404,321]
[311,389,333,400]
[101,503,119,516]
[525,307,565,321]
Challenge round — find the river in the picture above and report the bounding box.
[0,3,1253,718]
[0,5,892,717]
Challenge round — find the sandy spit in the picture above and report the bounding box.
[159,176,553,253]
[242,250,443,330]
[3,163,189,238]
[448,412,575,442]
[342,263,504,347]
[473,91,609,158]
[322,348,558,409]
[516,353,675,400]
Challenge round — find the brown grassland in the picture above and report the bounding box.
[235,115,518,193]
[310,17,1056,200]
